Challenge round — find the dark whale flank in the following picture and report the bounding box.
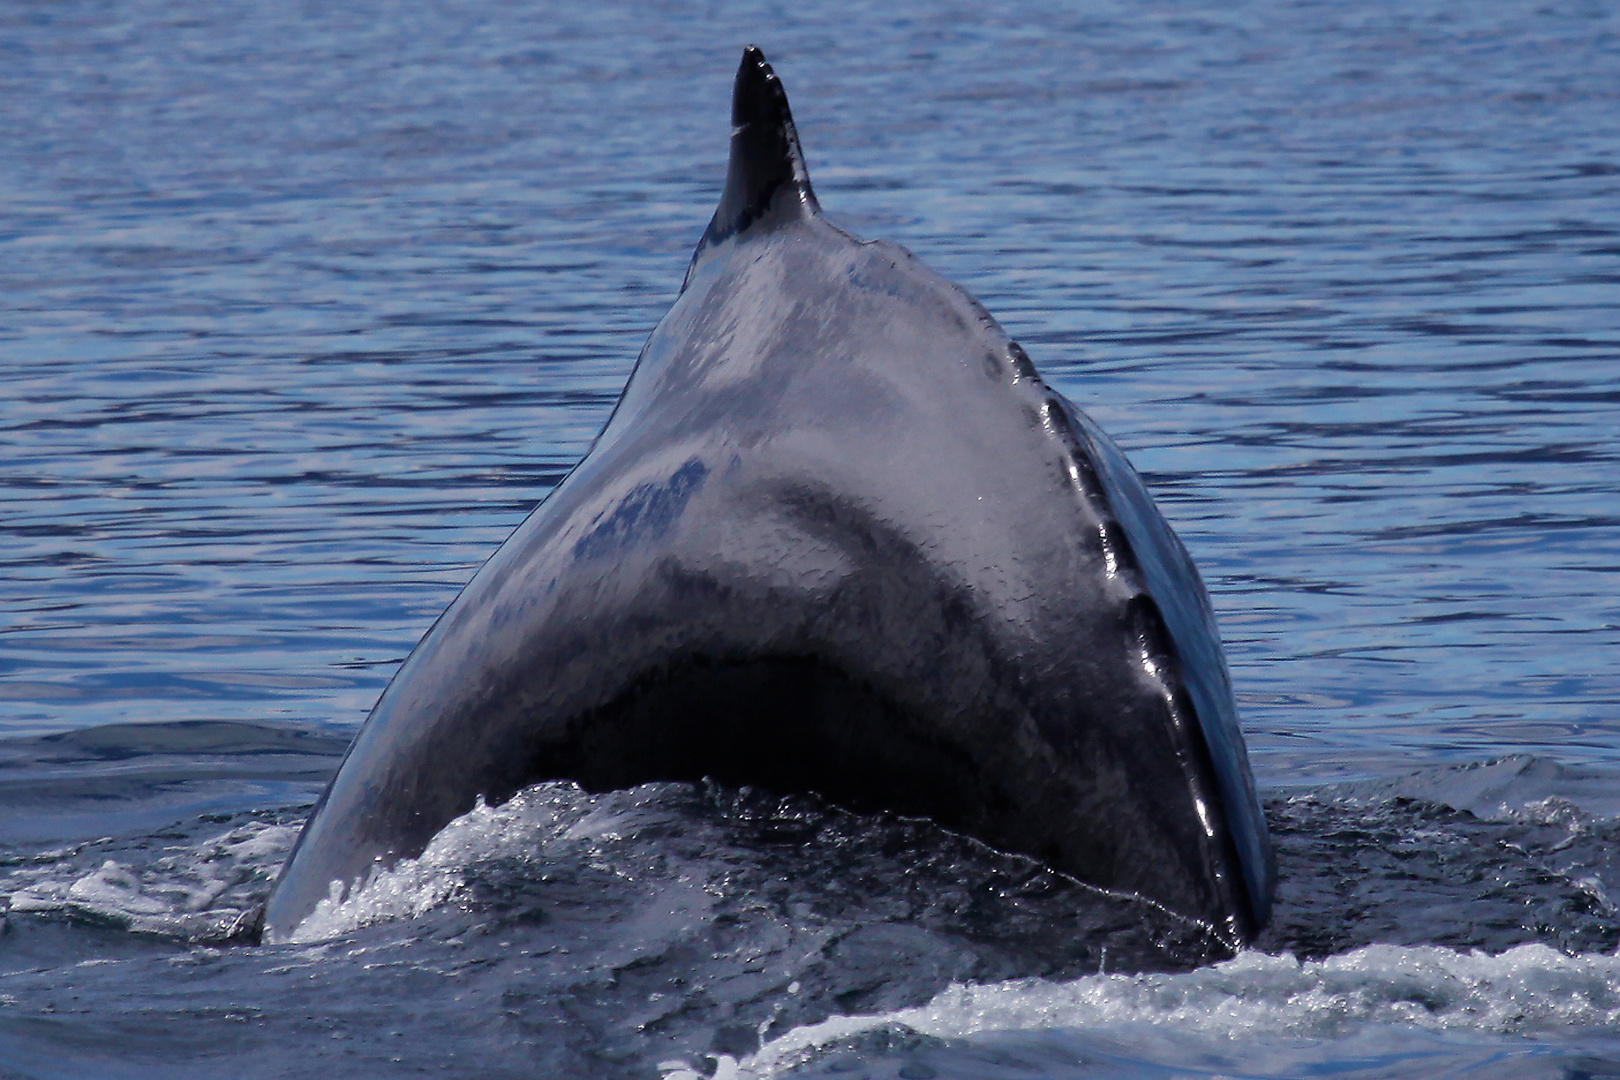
[262,46,1275,945]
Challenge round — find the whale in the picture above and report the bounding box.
[261,46,1275,945]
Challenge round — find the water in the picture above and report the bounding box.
[2,0,1618,1075]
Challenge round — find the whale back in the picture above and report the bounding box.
[261,47,1274,946]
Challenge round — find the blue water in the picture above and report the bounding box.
[3,1,1619,1076]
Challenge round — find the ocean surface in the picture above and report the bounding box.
[3,0,1619,1076]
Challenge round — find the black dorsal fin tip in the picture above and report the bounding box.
[698,46,820,254]
[732,45,784,128]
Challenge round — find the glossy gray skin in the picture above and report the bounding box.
[263,47,1274,945]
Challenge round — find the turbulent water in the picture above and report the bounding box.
[3,0,1619,1077]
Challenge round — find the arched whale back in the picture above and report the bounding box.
[262,47,1274,945]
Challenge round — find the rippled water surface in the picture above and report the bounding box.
[2,0,1618,1077]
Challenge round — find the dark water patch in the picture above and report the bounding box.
[1263,797,1620,960]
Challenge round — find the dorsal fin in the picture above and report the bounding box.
[696,46,820,257]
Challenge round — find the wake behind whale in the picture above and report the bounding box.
[261,47,1274,946]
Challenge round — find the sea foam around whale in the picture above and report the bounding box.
[6,757,1620,1079]
[702,944,1620,1079]
[245,761,1620,1079]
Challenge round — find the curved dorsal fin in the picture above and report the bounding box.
[697,46,820,256]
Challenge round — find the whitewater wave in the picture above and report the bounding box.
[699,943,1620,1079]
[284,783,621,943]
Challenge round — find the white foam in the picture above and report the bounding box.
[66,859,172,915]
[285,785,593,943]
[735,944,1620,1078]
[1,820,299,937]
